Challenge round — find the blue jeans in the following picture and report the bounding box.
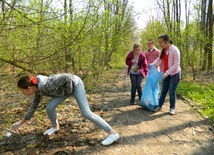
[159,72,181,109]
[45,77,112,132]
[130,73,143,103]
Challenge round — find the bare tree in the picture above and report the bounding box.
[201,0,213,71]
[206,0,213,71]
[157,0,172,31]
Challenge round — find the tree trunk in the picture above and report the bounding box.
[201,0,207,70]
[64,0,71,71]
[207,0,213,71]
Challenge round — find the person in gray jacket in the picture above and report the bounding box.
[11,73,119,146]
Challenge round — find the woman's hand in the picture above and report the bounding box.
[163,73,168,79]
[131,59,137,64]
[12,120,26,130]
[131,59,135,63]
[12,121,22,130]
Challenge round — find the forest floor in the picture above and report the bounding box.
[0,68,214,155]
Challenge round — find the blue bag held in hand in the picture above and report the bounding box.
[139,65,162,111]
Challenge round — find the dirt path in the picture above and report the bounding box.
[1,68,214,155]
[87,68,214,155]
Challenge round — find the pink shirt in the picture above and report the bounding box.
[152,45,181,76]
[145,48,160,64]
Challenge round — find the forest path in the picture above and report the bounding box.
[84,68,214,155]
[0,68,214,155]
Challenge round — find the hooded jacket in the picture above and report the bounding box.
[24,73,77,120]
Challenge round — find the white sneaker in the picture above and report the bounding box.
[154,106,162,112]
[169,108,175,115]
[101,133,120,146]
[43,127,59,136]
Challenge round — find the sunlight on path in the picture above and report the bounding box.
[93,68,214,155]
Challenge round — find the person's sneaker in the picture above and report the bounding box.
[43,127,59,136]
[154,106,162,112]
[169,108,175,115]
[101,133,120,146]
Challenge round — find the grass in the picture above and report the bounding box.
[177,81,214,122]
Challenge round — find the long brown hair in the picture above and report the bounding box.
[158,34,173,59]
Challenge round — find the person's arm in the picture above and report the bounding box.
[155,49,161,68]
[12,119,27,130]
[12,92,41,130]
[152,54,161,66]
[125,52,133,66]
[141,54,149,77]
[165,47,180,76]
[24,92,41,120]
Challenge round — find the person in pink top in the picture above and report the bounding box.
[152,34,181,115]
[126,43,148,105]
[145,39,160,69]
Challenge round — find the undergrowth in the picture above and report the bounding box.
[177,81,214,122]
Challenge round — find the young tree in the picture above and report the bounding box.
[200,0,213,71]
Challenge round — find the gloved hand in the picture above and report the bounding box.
[12,121,22,130]
[163,73,168,79]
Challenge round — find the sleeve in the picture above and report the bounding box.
[165,48,180,75]
[152,52,161,66]
[141,54,149,76]
[24,92,41,120]
[144,51,148,61]
[125,52,133,66]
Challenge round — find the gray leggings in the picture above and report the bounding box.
[45,77,112,133]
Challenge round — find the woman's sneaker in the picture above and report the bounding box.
[154,106,162,112]
[169,109,175,115]
[101,133,120,146]
[43,127,59,136]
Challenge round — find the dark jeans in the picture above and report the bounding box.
[159,72,181,109]
[130,73,143,103]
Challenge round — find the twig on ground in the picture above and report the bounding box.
[0,128,29,144]
[161,131,173,140]
[153,136,159,142]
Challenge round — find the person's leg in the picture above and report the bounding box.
[73,78,113,133]
[73,77,119,145]
[168,72,181,110]
[44,95,70,135]
[46,95,70,127]
[136,74,143,101]
[130,74,137,104]
[158,76,170,107]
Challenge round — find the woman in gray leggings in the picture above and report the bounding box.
[12,73,119,146]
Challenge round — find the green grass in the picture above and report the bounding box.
[177,82,214,122]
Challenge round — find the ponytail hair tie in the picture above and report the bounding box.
[30,76,37,85]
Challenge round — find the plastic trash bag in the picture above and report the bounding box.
[139,65,162,111]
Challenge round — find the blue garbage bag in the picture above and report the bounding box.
[139,65,163,111]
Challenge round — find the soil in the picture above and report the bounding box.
[0,68,214,155]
